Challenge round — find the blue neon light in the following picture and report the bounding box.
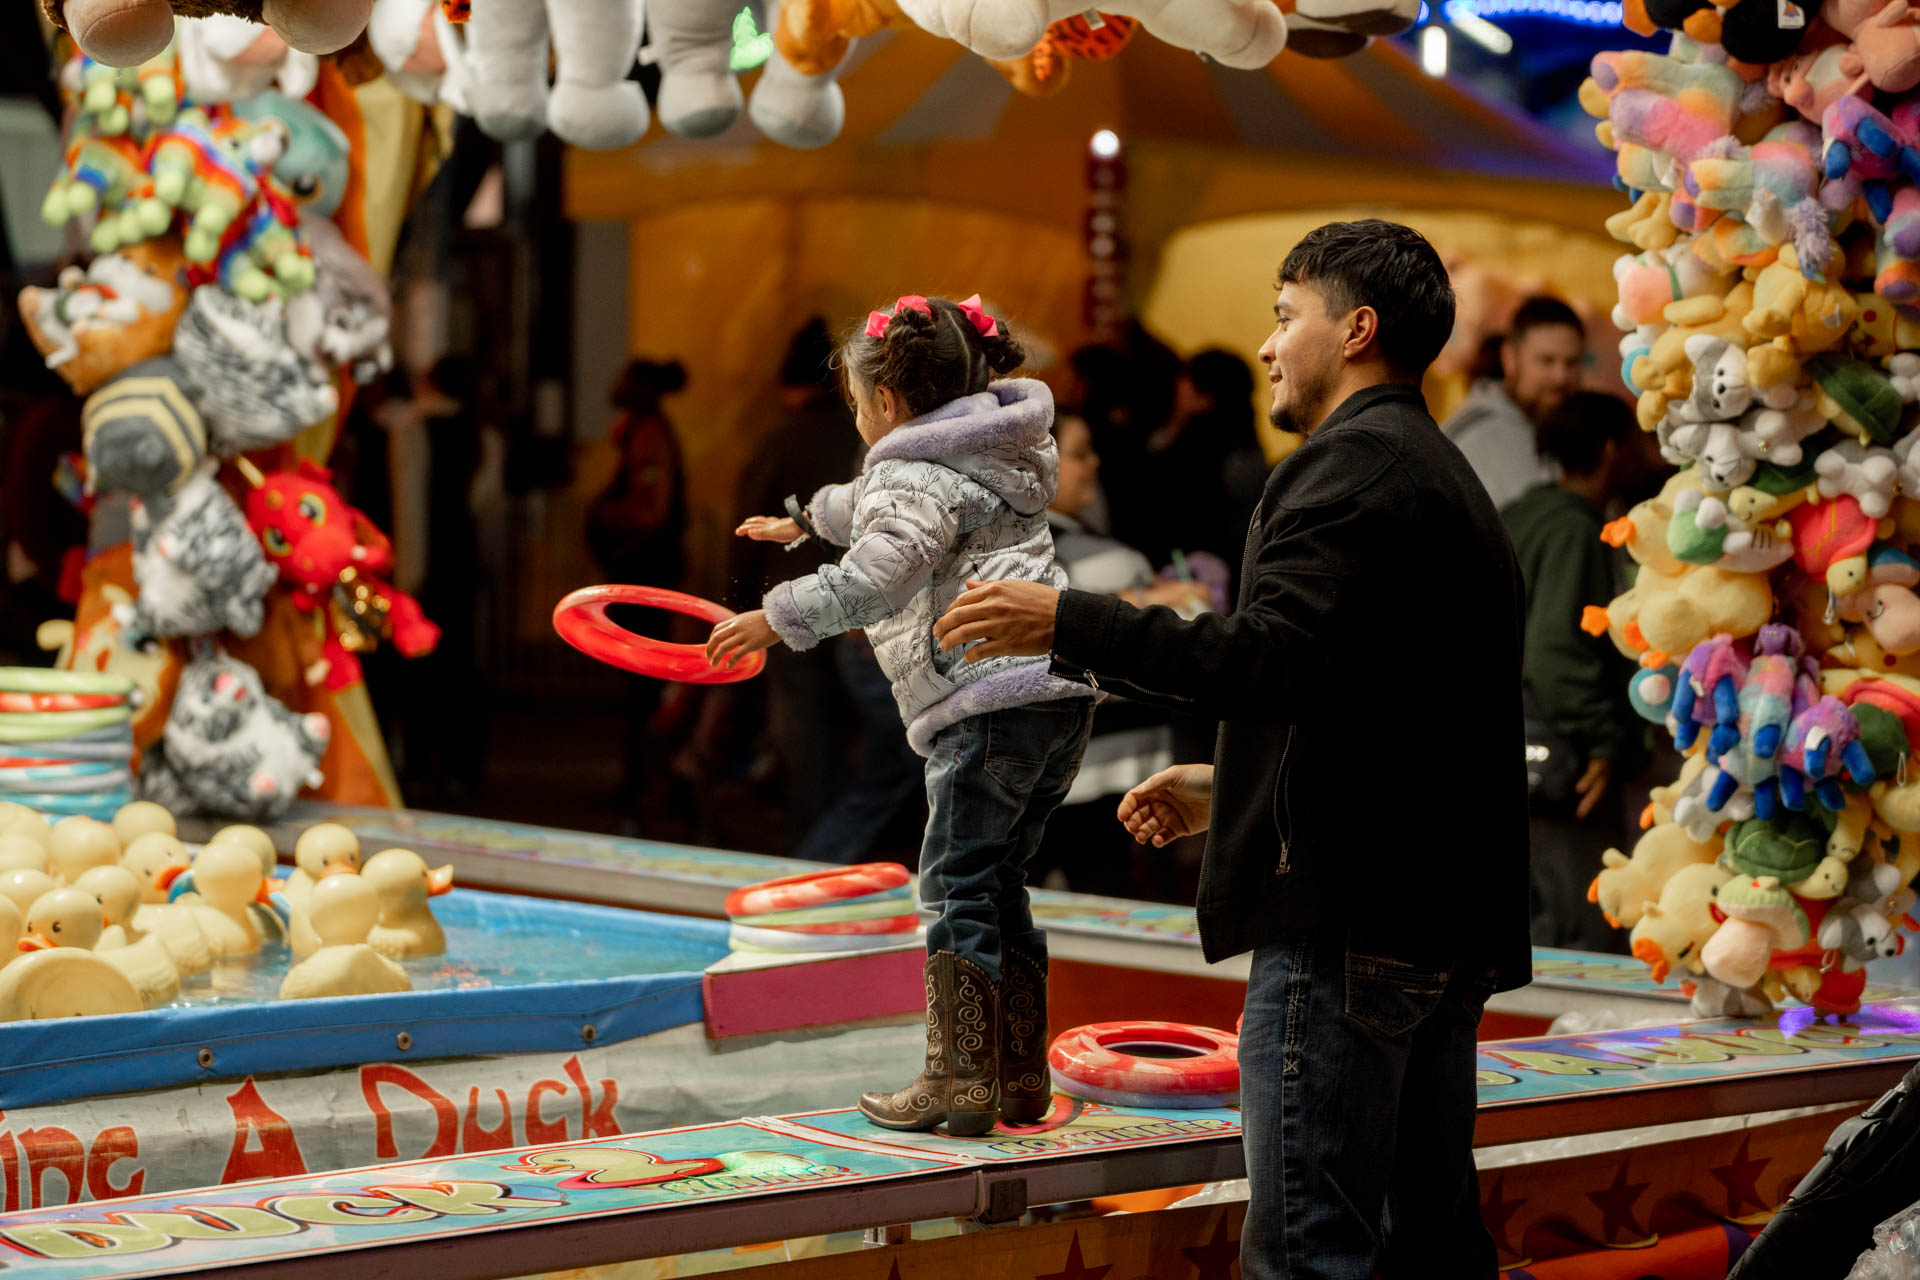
[1442,0,1626,23]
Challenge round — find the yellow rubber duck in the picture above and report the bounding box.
[48,816,120,886]
[121,833,190,906]
[18,886,180,1009]
[74,864,144,951]
[0,834,48,875]
[208,825,279,882]
[171,841,273,958]
[0,894,20,970]
[363,848,453,959]
[111,801,176,849]
[286,825,364,957]
[0,802,51,850]
[280,875,411,1001]
[0,868,56,917]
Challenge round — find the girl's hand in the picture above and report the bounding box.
[736,516,804,544]
[705,609,778,669]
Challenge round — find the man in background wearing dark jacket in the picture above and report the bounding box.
[935,220,1529,1279]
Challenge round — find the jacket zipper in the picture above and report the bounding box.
[1273,725,1295,875]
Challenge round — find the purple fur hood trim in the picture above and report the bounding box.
[763,580,818,652]
[906,660,1092,757]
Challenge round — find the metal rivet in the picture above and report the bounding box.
[197,1048,214,1069]
[395,1032,413,1052]
[581,1024,598,1044]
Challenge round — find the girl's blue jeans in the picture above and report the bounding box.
[919,698,1094,983]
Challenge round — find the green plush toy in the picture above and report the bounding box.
[1724,812,1855,898]
[1809,352,1905,445]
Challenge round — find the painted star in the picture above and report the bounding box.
[1179,1215,1239,1280]
[1587,1160,1653,1244]
[1036,1233,1114,1280]
[1709,1136,1773,1218]
[1482,1173,1529,1257]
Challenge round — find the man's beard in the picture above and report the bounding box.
[1269,367,1333,435]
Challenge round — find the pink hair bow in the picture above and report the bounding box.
[957,294,1000,338]
[865,295,932,339]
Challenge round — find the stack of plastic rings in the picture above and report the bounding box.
[1048,1021,1241,1110]
[0,668,138,820]
[722,863,919,954]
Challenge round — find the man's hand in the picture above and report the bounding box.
[705,609,778,669]
[934,579,1060,662]
[1117,764,1215,847]
[1575,758,1613,822]
[736,516,804,543]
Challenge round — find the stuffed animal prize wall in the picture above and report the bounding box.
[1583,16,1920,1016]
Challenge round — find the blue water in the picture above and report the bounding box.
[167,888,731,1009]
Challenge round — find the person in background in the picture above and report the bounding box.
[1138,349,1268,581]
[1443,295,1587,511]
[1503,391,1638,953]
[1038,414,1211,896]
[586,359,690,816]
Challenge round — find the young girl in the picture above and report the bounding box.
[705,294,1094,1136]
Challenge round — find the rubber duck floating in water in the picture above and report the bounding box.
[121,832,190,907]
[14,886,171,1011]
[154,841,273,958]
[287,823,363,957]
[363,848,453,959]
[111,801,175,848]
[280,875,410,1001]
[48,815,119,886]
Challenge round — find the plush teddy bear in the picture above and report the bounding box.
[16,236,190,396]
[1816,438,1903,515]
[1629,860,1733,982]
[1630,280,1756,430]
[1744,244,1861,385]
[892,0,1285,67]
[367,0,472,108]
[175,13,320,102]
[119,461,280,645]
[1591,821,1724,929]
[1607,191,1684,251]
[1614,241,1738,330]
[1821,0,1920,93]
[463,0,646,149]
[42,0,371,69]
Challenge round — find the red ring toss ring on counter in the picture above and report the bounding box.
[723,863,911,918]
[743,914,919,936]
[1048,1022,1239,1109]
[553,585,766,684]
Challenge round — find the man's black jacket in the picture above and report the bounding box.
[1049,382,1532,990]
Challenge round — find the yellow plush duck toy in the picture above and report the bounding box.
[48,816,120,886]
[18,886,180,1010]
[281,875,411,1001]
[362,848,453,959]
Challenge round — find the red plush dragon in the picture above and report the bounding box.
[239,459,440,690]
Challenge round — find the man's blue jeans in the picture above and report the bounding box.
[920,699,1093,983]
[1239,929,1500,1279]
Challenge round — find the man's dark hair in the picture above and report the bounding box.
[1277,220,1455,378]
[1509,295,1585,346]
[1537,391,1631,477]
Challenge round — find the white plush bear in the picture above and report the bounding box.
[649,0,849,146]
[176,15,321,103]
[367,0,474,110]
[1816,439,1902,518]
[464,0,646,149]
[893,0,1285,68]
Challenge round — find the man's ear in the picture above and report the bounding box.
[1344,306,1382,362]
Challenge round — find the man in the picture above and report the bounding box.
[1504,392,1638,952]
[934,220,1530,1278]
[1445,295,1587,511]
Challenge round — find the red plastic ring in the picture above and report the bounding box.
[553,585,767,685]
[1047,1021,1240,1098]
[723,863,912,918]
[0,692,125,713]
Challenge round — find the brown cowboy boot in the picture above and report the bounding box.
[858,951,999,1135]
[999,946,1051,1124]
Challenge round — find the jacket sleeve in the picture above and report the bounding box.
[1523,515,1630,761]
[765,464,959,652]
[1048,431,1402,722]
[807,481,859,547]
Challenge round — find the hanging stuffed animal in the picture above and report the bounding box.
[366,0,472,108]
[81,356,209,498]
[40,0,373,70]
[170,285,339,454]
[285,218,394,383]
[174,14,321,102]
[119,460,280,645]
[462,0,646,149]
[237,459,441,690]
[892,0,1285,67]
[16,235,191,396]
[141,648,330,821]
